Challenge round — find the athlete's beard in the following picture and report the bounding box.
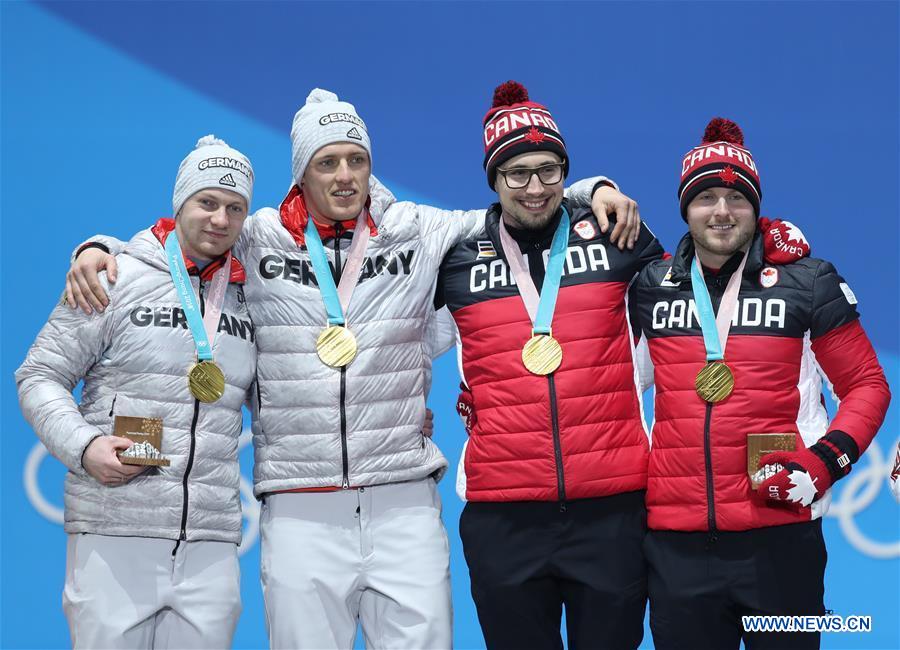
[692,221,756,266]
[501,197,563,232]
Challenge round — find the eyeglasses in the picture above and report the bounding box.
[496,163,565,189]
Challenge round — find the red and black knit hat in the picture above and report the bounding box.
[678,117,761,219]
[483,81,568,189]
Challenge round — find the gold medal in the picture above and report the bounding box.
[522,334,563,376]
[188,360,226,403]
[317,325,358,368]
[695,361,734,403]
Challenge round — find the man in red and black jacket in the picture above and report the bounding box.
[435,80,662,649]
[629,118,891,649]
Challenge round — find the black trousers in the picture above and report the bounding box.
[459,491,647,650]
[645,520,827,650]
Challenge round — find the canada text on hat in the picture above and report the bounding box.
[678,118,761,218]
[482,81,567,189]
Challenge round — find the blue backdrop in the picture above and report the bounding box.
[2,2,897,648]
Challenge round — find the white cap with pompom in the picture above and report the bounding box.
[290,88,372,186]
[172,134,254,216]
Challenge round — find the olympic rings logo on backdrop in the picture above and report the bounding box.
[24,435,900,559]
[24,428,260,557]
[824,438,900,559]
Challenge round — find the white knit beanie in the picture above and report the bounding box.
[172,135,254,216]
[290,88,372,186]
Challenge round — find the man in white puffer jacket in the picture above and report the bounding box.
[17,136,257,649]
[67,89,639,649]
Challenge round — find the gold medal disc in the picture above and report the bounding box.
[317,325,358,368]
[188,360,226,403]
[522,334,563,376]
[695,361,734,403]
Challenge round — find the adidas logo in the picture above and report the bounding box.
[346,127,362,141]
[219,173,237,187]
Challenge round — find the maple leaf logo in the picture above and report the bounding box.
[785,221,808,245]
[718,165,738,185]
[786,470,818,507]
[891,447,900,482]
[762,268,776,277]
[524,126,546,144]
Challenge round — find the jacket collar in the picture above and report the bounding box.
[278,185,377,248]
[484,200,570,256]
[150,218,246,283]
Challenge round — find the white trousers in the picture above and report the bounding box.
[260,479,452,649]
[63,534,241,649]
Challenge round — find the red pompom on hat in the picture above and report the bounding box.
[492,80,530,107]
[702,117,745,146]
[482,80,568,189]
[678,117,761,219]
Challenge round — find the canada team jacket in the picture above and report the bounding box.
[437,202,665,502]
[630,231,890,532]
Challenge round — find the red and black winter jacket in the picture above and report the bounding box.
[436,202,664,502]
[630,232,891,532]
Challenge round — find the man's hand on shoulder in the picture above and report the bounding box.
[67,247,117,315]
[591,183,641,250]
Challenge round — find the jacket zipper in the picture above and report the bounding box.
[340,368,349,489]
[704,272,725,542]
[547,374,567,510]
[523,239,566,510]
[178,279,204,545]
[703,402,717,538]
[331,226,351,490]
[255,370,262,415]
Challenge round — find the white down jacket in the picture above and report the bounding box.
[17,226,256,543]
[72,177,603,497]
[241,181,484,494]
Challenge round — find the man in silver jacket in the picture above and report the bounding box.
[66,89,639,649]
[17,136,257,649]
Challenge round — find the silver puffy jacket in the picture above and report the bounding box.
[240,180,484,495]
[17,228,256,543]
[69,177,604,497]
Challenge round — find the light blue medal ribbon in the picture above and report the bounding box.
[532,207,571,335]
[690,257,724,362]
[499,206,571,376]
[305,214,371,370]
[164,231,213,361]
[689,252,747,402]
[304,218,345,326]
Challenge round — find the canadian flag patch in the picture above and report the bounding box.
[574,220,596,240]
[759,266,779,288]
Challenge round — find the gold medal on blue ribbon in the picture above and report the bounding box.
[165,231,230,404]
[304,211,371,369]
[499,207,571,377]
[188,360,226,403]
[522,333,563,376]
[690,252,748,404]
[316,325,359,368]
